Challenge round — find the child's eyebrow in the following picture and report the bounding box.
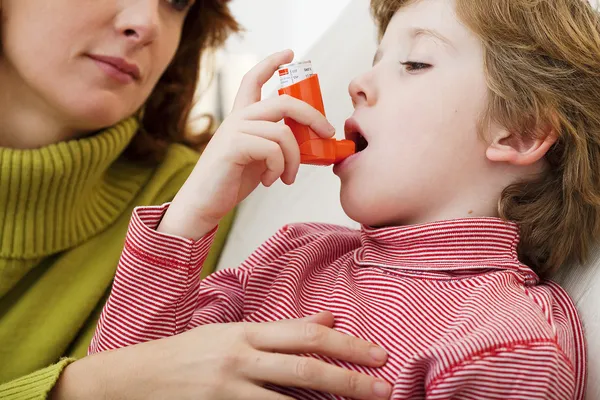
[373,27,456,65]
[411,27,456,51]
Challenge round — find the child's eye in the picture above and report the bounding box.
[166,0,194,12]
[400,62,432,72]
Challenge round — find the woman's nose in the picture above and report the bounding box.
[115,0,160,47]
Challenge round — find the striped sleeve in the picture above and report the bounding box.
[89,204,224,354]
[425,341,578,400]
[185,224,315,328]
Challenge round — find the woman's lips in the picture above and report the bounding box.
[88,54,141,84]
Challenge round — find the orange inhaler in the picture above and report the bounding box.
[277,62,355,166]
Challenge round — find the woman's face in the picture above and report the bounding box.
[0,0,194,139]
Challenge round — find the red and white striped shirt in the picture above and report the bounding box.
[90,204,586,399]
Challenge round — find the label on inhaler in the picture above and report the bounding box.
[277,60,314,89]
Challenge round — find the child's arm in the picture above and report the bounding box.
[425,341,580,400]
[88,203,302,355]
[88,204,248,354]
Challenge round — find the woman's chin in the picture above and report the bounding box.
[64,102,136,133]
[51,86,139,128]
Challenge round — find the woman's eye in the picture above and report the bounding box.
[166,0,194,12]
[400,62,432,72]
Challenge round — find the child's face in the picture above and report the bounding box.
[335,0,509,227]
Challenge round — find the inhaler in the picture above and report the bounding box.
[277,61,355,166]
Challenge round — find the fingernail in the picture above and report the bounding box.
[305,312,323,321]
[369,347,388,362]
[329,125,336,134]
[373,380,391,398]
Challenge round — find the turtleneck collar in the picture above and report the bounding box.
[355,218,537,284]
[0,118,150,259]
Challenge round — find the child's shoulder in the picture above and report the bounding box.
[268,222,361,249]
[244,223,361,267]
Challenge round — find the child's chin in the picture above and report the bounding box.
[340,191,384,227]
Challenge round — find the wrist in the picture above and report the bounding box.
[51,347,153,400]
[157,201,219,240]
[50,356,108,399]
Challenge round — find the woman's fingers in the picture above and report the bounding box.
[240,121,300,184]
[244,313,388,368]
[241,94,335,139]
[233,50,294,111]
[245,352,392,400]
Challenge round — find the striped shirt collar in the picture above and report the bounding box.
[355,218,538,284]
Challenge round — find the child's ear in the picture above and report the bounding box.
[486,123,558,166]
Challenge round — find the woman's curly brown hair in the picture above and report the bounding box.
[371,0,600,277]
[130,0,240,163]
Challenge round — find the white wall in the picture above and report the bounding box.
[190,0,354,129]
[224,0,354,106]
[226,0,353,59]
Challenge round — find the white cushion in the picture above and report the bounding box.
[555,253,600,399]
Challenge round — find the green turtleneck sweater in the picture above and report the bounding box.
[0,118,235,399]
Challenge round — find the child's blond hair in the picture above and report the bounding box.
[371,0,600,276]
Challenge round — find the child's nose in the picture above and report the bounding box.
[348,71,377,108]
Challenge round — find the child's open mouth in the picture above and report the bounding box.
[344,118,369,153]
[353,133,368,152]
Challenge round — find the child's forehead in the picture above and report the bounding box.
[380,0,479,52]
[388,0,456,23]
